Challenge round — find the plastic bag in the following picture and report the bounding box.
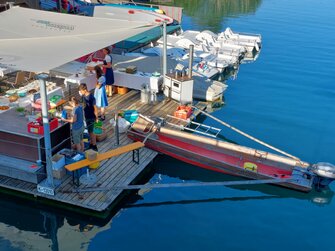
[109,117,130,133]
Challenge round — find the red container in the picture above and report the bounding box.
[27,117,59,135]
[174,105,192,120]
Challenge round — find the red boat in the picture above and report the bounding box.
[127,115,335,192]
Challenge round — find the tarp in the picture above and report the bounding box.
[0,7,158,73]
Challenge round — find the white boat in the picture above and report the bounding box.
[142,46,220,78]
[217,28,262,53]
[110,54,226,101]
[222,27,262,46]
[192,76,227,101]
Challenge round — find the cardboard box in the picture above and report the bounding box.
[52,167,66,179]
[52,154,65,170]
[126,65,137,74]
[52,154,66,179]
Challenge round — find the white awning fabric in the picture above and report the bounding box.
[0,7,158,73]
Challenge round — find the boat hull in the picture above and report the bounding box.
[127,129,313,192]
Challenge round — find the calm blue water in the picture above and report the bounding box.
[1,0,335,250]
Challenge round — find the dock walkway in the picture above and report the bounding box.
[0,88,189,215]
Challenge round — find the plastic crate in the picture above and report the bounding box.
[174,106,192,120]
[27,117,59,135]
[58,150,87,176]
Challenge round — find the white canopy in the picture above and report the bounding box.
[0,7,158,73]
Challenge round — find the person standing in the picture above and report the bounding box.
[93,65,108,121]
[61,97,84,152]
[101,47,114,97]
[79,83,98,151]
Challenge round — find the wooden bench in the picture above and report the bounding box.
[65,142,145,186]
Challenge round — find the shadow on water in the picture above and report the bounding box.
[158,0,263,32]
[125,155,334,209]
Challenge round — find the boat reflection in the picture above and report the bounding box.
[133,155,334,207]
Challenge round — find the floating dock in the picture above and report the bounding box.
[0,82,206,217]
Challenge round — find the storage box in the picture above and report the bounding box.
[85,149,98,161]
[52,167,66,179]
[52,154,65,170]
[126,65,137,74]
[27,117,59,135]
[58,149,87,176]
[123,110,139,123]
[174,106,192,120]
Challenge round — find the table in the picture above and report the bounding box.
[114,70,163,93]
[64,73,97,96]
[64,67,163,95]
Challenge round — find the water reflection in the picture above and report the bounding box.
[165,0,263,32]
[0,194,113,251]
[144,155,334,206]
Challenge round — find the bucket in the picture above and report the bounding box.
[89,161,100,169]
[117,86,128,95]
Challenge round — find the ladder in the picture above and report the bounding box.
[166,115,222,138]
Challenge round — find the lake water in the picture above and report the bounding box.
[1,0,335,250]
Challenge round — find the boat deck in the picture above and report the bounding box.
[0,88,199,215]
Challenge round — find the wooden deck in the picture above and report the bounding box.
[0,89,186,214]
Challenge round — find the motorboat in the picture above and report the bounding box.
[127,115,335,192]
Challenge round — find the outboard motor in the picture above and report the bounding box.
[310,162,335,188]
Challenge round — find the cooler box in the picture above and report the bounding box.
[123,110,139,123]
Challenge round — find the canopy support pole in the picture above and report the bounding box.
[37,73,55,193]
[162,21,167,80]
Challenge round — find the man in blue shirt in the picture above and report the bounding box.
[62,97,85,152]
[79,83,98,151]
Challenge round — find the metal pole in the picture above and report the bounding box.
[37,73,54,188]
[114,110,119,146]
[162,21,167,79]
[188,44,194,78]
[192,105,301,161]
[62,178,293,193]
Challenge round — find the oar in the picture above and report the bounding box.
[192,105,300,161]
[59,178,292,193]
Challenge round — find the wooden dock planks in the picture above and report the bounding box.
[0,89,183,214]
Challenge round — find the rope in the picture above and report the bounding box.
[192,106,300,161]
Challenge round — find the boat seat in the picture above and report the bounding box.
[65,142,144,186]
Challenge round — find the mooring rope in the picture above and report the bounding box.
[192,105,300,161]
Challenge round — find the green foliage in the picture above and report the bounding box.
[152,0,262,32]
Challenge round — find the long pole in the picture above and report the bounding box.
[37,73,54,188]
[188,44,194,78]
[162,21,167,79]
[62,178,292,193]
[192,106,300,161]
[114,109,119,146]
